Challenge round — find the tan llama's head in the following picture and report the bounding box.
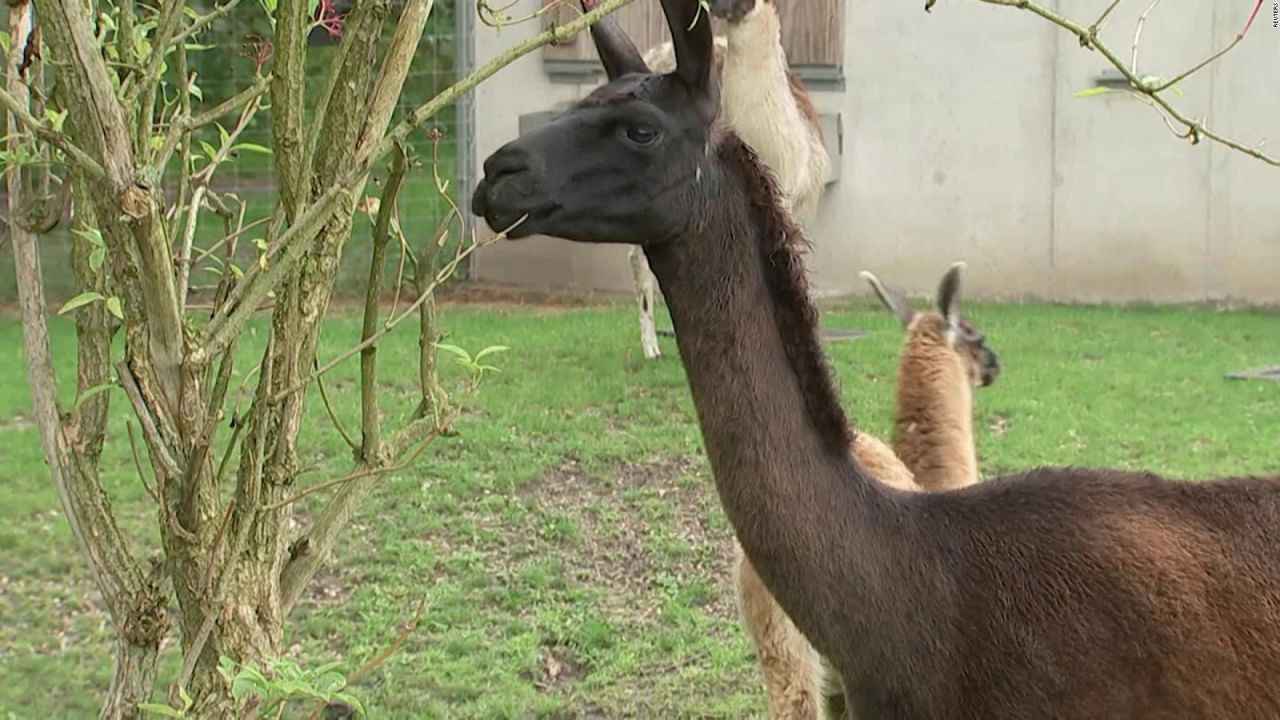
[860,262,1001,389]
[709,0,775,23]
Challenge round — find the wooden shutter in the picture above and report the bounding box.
[542,0,844,68]
[778,0,843,67]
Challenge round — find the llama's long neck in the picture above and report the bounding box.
[719,5,820,220]
[893,324,978,491]
[644,136,913,656]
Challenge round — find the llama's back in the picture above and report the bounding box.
[884,468,1280,719]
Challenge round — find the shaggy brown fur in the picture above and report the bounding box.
[737,432,915,719]
[472,2,1280,714]
[747,265,1003,720]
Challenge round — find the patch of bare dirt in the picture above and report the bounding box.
[535,643,586,691]
[523,456,739,622]
[307,570,350,604]
[316,282,621,314]
[436,282,618,310]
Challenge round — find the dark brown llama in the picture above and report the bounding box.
[471,0,1280,716]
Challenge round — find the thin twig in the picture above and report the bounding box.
[359,143,410,463]
[155,74,271,172]
[202,500,237,596]
[971,0,1280,167]
[303,596,430,720]
[125,421,160,503]
[315,369,360,452]
[169,0,245,49]
[1130,0,1162,75]
[1090,0,1122,32]
[116,360,183,478]
[192,94,264,185]
[268,225,503,404]
[214,414,246,488]
[261,423,450,512]
[478,0,569,28]
[121,0,187,106]
[388,205,410,319]
[0,86,108,181]
[177,185,207,314]
[1149,0,1264,92]
[169,42,194,242]
[193,216,271,265]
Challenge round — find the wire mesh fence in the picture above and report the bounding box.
[0,0,470,302]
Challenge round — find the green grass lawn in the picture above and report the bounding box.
[2,296,1278,718]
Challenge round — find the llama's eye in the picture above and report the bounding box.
[624,125,661,146]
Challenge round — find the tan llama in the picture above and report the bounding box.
[630,0,830,359]
[738,263,1001,719]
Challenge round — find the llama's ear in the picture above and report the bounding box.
[582,0,649,80]
[937,261,965,329]
[860,271,915,328]
[660,0,719,113]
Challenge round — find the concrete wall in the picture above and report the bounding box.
[468,0,1280,304]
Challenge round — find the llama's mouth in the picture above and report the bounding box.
[471,175,556,240]
[980,354,1001,387]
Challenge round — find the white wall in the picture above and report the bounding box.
[468,0,1280,304]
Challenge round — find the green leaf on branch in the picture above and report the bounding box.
[72,226,105,247]
[73,382,118,412]
[1074,87,1113,98]
[435,343,511,386]
[233,143,273,155]
[474,345,510,362]
[106,296,124,320]
[58,292,106,315]
[44,109,68,133]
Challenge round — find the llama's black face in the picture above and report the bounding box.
[472,78,714,245]
[471,0,718,246]
[710,0,768,23]
[953,320,1001,388]
[936,263,1000,388]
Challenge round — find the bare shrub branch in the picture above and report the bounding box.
[954,0,1278,166]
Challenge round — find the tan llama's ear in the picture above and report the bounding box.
[860,271,915,328]
[937,261,965,331]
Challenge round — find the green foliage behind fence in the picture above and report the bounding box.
[0,0,467,303]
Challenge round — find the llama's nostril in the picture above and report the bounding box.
[483,145,531,180]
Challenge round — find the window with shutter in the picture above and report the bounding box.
[541,0,845,87]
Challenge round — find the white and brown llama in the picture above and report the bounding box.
[473,0,1280,713]
[600,0,830,359]
[738,262,1001,719]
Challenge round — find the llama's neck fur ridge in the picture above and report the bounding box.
[894,315,979,490]
[644,134,914,659]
